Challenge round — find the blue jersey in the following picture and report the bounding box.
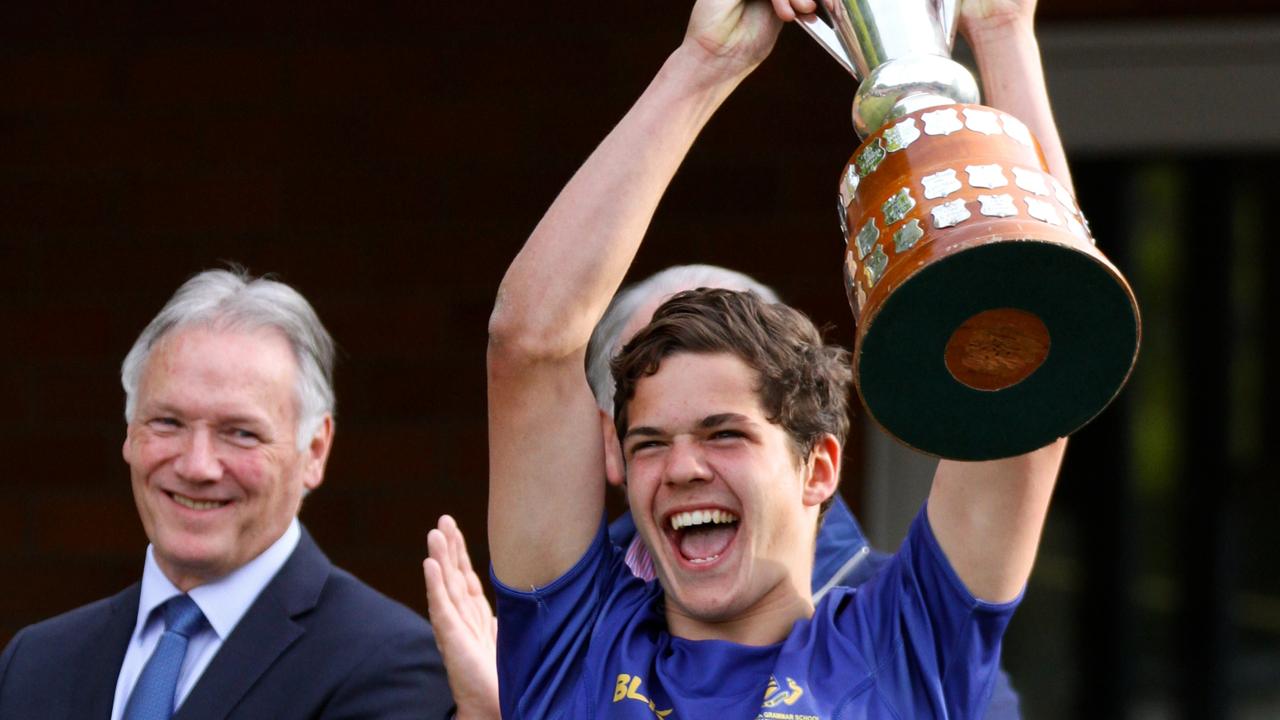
[494,508,1019,719]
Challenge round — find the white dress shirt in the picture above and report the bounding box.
[110,519,302,720]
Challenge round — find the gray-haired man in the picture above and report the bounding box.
[0,268,453,720]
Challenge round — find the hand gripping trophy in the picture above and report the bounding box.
[799,0,1141,460]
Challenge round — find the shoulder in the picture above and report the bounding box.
[6,591,127,645]
[493,516,644,617]
[278,536,436,654]
[309,565,444,690]
[260,545,453,718]
[277,528,433,643]
[493,520,656,718]
[318,565,434,640]
[2,584,135,660]
[0,586,136,712]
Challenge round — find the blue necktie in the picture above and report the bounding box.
[123,594,207,720]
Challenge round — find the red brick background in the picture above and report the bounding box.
[1,0,1271,645]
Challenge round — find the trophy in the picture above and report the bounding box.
[798,1,1140,460]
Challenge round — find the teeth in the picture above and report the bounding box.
[172,493,227,511]
[669,509,739,531]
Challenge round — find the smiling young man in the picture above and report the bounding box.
[486,0,1070,717]
[0,269,452,719]
[609,291,851,646]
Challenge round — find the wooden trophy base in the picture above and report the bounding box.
[839,104,1140,460]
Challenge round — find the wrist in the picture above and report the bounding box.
[666,39,757,95]
[452,698,502,720]
[963,16,1036,54]
[965,19,1042,86]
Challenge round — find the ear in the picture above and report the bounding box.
[601,409,625,487]
[122,424,135,465]
[801,433,841,508]
[301,414,335,492]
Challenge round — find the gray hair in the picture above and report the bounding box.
[585,264,779,414]
[121,268,336,449]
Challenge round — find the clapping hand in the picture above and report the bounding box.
[424,516,500,720]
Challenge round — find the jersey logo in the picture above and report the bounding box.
[761,675,804,708]
[613,674,674,718]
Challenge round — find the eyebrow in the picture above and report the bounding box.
[623,426,663,441]
[700,413,750,429]
[623,413,752,440]
[144,403,270,428]
[219,414,271,428]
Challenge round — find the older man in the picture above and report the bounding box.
[0,269,452,720]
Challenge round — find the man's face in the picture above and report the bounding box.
[621,351,826,631]
[123,326,330,591]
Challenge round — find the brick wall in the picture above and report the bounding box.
[0,2,856,644]
[2,0,1268,646]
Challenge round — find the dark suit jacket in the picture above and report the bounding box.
[0,527,453,719]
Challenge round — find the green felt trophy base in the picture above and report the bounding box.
[857,240,1140,461]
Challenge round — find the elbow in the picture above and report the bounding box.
[486,297,583,370]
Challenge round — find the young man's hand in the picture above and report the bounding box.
[681,0,822,81]
[424,516,500,720]
[959,0,1037,44]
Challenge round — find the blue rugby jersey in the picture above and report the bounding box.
[493,508,1019,719]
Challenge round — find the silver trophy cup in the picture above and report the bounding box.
[799,0,1142,461]
[799,0,976,137]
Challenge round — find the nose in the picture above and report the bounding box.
[662,437,710,486]
[174,427,223,482]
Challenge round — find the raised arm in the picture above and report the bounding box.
[487,0,811,589]
[963,0,1071,190]
[926,0,1069,603]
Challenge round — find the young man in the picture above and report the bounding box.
[425,266,1023,720]
[426,263,1023,717]
[483,0,1067,715]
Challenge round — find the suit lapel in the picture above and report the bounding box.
[75,584,141,719]
[174,528,331,720]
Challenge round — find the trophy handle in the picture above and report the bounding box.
[797,0,959,82]
[797,12,859,80]
[940,0,959,49]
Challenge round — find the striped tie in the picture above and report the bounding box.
[123,594,206,720]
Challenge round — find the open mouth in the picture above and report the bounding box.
[665,509,740,566]
[168,491,230,511]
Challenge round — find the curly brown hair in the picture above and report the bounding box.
[611,288,853,507]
